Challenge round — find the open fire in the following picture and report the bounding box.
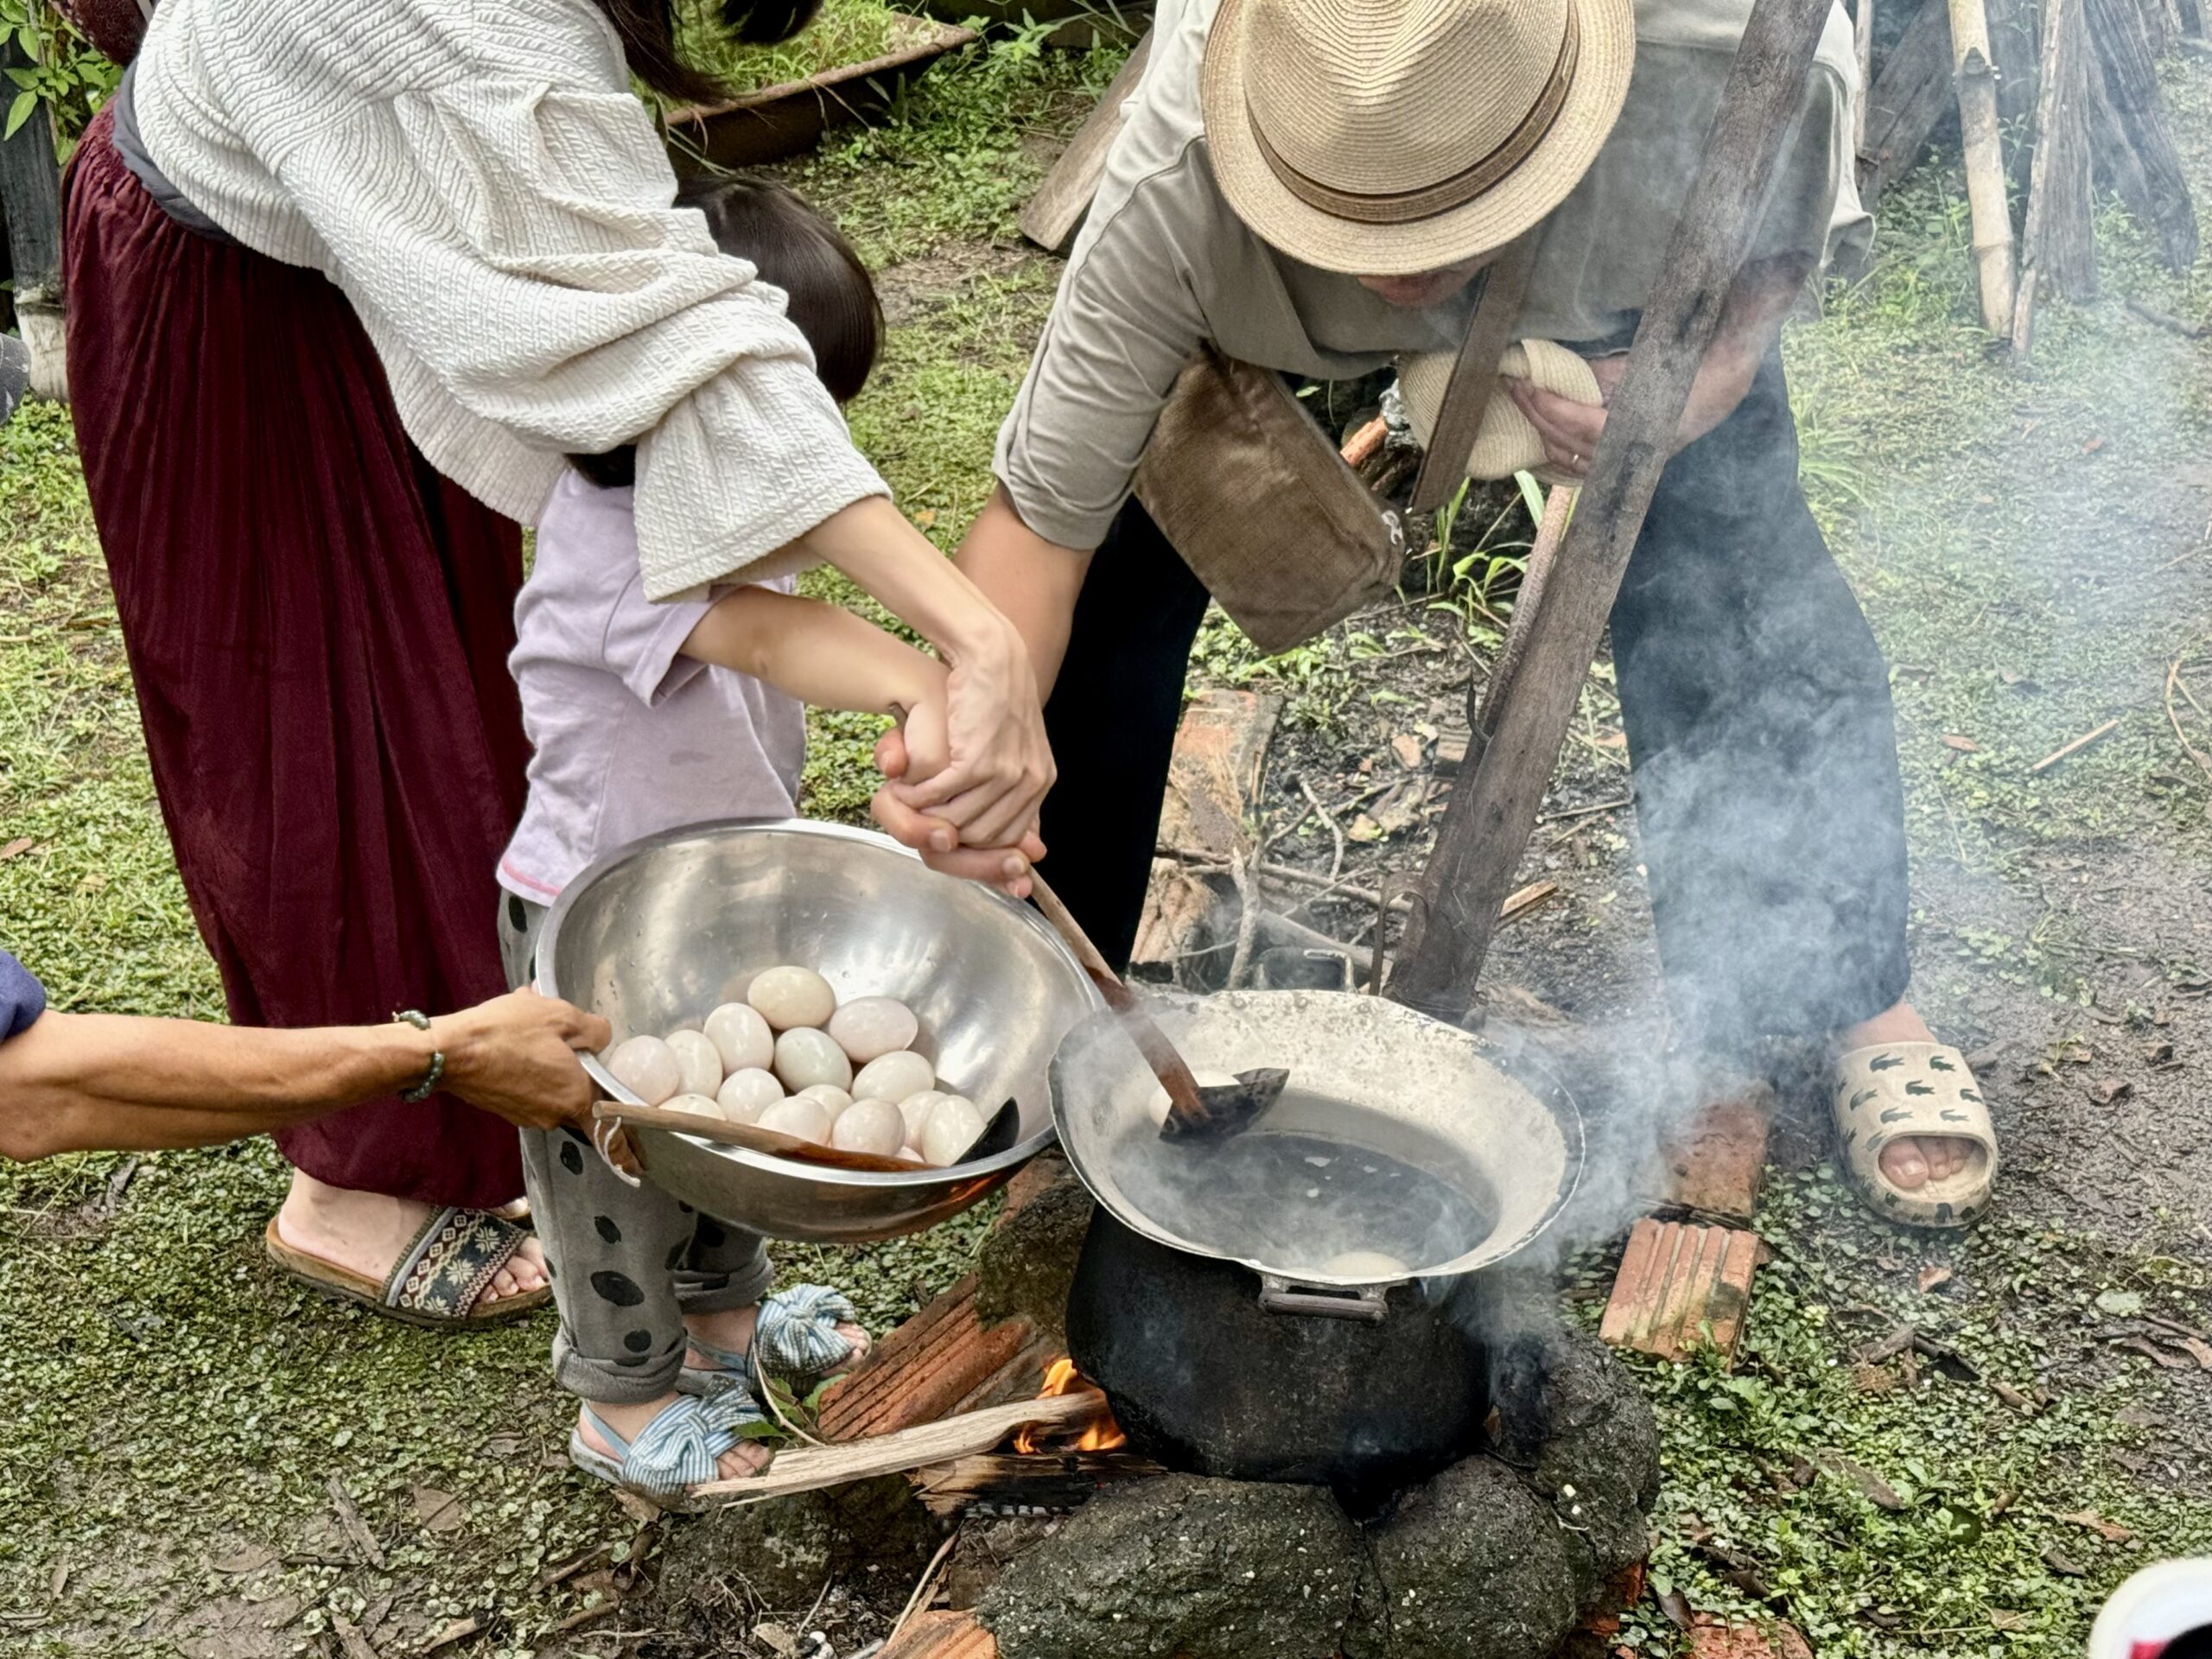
[1014,1358,1127,1454]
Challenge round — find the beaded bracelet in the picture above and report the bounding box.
[393,1009,446,1102]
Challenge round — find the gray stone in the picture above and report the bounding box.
[975,1154,1095,1343]
[1346,1456,1580,1659]
[652,1475,941,1614]
[1529,1327,1661,1600]
[978,1474,1368,1659]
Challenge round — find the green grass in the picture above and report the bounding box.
[678,0,912,93]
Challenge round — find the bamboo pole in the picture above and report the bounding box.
[1855,0,1876,148]
[1948,0,2021,334]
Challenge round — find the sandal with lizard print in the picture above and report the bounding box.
[1831,1042,1999,1229]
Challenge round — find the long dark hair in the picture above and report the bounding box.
[594,0,824,105]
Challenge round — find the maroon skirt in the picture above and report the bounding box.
[62,111,531,1209]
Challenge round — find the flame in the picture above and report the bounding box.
[1014,1357,1127,1453]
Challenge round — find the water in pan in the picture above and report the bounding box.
[1109,1106,1497,1276]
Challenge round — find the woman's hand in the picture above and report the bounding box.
[431,989,611,1134]
[871,725,1045,897]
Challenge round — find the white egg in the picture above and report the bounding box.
[799,1084,854,1122]
[716,1067,785,1124]
[899,1090,948,1146]
[825,996,919,1065]
[774,1027,853,1093]
[757,1097,832,1145]
[702,1001,775,1074]
[854,1050,935,1107]
[606,1034,682,1106]
[920,1096,986,1167]
[747,965,837,1031]
[665,1028,724,1098]
[663,1092,727,1122]
[831,1098,906,1156]
[1322,1250,1409,1280]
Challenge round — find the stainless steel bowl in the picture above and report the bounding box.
[536,819,1101,1243]
[1050,989,1584,1288]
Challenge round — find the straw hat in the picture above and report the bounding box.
[1201,0,1636,276]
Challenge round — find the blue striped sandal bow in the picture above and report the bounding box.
[569,1391,769,1500]
[679,1284,864,1403]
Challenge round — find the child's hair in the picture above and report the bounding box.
[569,175,883,491]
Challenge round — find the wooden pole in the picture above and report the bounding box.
[0,37,64,398]
[2013,0,2096,352]
[1948,0,2020,334]
[1854,0,1875,151]
[2087,0,2199,271]
[1859,0,1956,201]
[1389,0,1839,1022]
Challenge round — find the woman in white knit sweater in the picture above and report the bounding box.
[60,0,1050,1327]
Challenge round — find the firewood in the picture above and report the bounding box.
[1948,0,2020,333]
[1854,0,1875,148]
[691,1390,1108,1500]
[2086,0,2200,270]
[1018,32,1152,254]
[1984,0,2044,183]
[1859,0,1955,201]
[2014,0,2098,346]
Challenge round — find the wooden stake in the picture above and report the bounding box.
[2029,717,2120,772]
[1949,0,2021,334]
[2014,0,2097,346]
[1859,0,1956,201]
[1389,0,1839,1020]
[2087,0,2199,270]
[1854,0,1876,149]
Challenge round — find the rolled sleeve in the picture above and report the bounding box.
[1,950,47,1042]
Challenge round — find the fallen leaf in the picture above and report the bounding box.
[2057,1509,2135,1543]
[1917,1265,1954,1294]
[1990,1611,2031,1633]
[1347,813,1383,843]
[1853,1323,1918,1363]
[411,1486,465,1534]
[2082,436,2107,455]
[0,837,33,861]
[1815,1452,1905,1510]
[2091,1077,2133,1105]
[1658,1591,1694,1630]
[1851,1363,1900,1395]
[613,1491,664,1526]
[2147,1041,2180,1069]
[2096,1288,2146,1318]
[419,1617,486,1654]
[2113,1336,2192,1370]
[753,1624,800,1659]
[1389,732,1424,768]
[1988,1379,2038,1415]
[1997,669,2042,692]
[1596,728,1627,748]
[911,508,938,530]
[2115,1404,2164,1428]
[209,1545,278,1575]
[1942,734,1982,753]
[2180,1337,2212,1371]
[2043,1543,2088,1577]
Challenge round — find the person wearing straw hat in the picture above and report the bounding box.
[873,0,1999,1229]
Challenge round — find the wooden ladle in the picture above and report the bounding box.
[1028,873,1287,1141]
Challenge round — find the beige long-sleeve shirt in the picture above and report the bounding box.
[995,0,1870,553]
[130,0,887,600]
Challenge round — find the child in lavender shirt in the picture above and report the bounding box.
[497,177,957,1500]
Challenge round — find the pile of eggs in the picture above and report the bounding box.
[602,966,985,1167]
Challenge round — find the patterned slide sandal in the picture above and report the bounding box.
[1832,1042,1999,1228]
[264,1207,550,1327]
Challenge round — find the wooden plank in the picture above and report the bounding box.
[1389,0,1840,1020]
[880,1611,999,1659]
[1859,0,1955,200]
[691,1391,1106,1499]
[818,1278,1038,1443]
[1408,234,1540,513]
[2015,0,2097,340]
[1017,31,1152,254]
[1156,688,1281,855]
[2087,0,2199,270]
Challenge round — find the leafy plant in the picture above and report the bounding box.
[0,0,118,146]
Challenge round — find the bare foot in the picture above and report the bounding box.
[579,1393,771,1483]
[1839,1000,1979,1192]
[683,1302,871,1382]
[276,1171,547,1310]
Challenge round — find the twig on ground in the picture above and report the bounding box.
[331,1614,383,1659]
[2127,298,2212,338]
[1298,776,1346,880]
[2029,718,2120,773]
[887,1529,961,1643]
[2168,658,2212,780]
[1226,850,1261,991]
[549,1600,624,1637]
[325,1476,385,1569]
[1536,795,1631,825]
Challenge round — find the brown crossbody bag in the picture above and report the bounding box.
[1130,238,1538,658]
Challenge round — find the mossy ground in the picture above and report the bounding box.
[3,31,2210,1659]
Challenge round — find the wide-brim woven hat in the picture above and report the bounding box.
[1201,0,1636,276]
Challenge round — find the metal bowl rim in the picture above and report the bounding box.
[1048,989,1587,1284]
[535,816,1099,1188]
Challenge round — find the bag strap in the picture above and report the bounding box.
[1408,233,1542,514]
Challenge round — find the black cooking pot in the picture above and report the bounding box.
[1048,991,1585,1511]
[1067,1211,1491,1510]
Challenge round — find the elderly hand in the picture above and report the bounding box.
[431,988,611,1134]
[883,617,1056,851]
[1506,335,1768,482]
[870,725,1046,898]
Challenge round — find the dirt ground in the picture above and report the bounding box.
[3,25,2212,1659]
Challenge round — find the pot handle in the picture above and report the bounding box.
[1257,1274,1395,1323]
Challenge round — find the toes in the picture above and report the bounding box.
[836,1322,871,1363]
[1879,1139,1929,1190]
[718,1441,772,1480]
[484,1267,522,1304]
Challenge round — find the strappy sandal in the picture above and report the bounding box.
[263,1207,550,1328]
[1831,1042,1999,1229]
[569,1391,769,1502]
[678,1283,866,1403]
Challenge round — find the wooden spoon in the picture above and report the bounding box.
[1028,873,1287,1141]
